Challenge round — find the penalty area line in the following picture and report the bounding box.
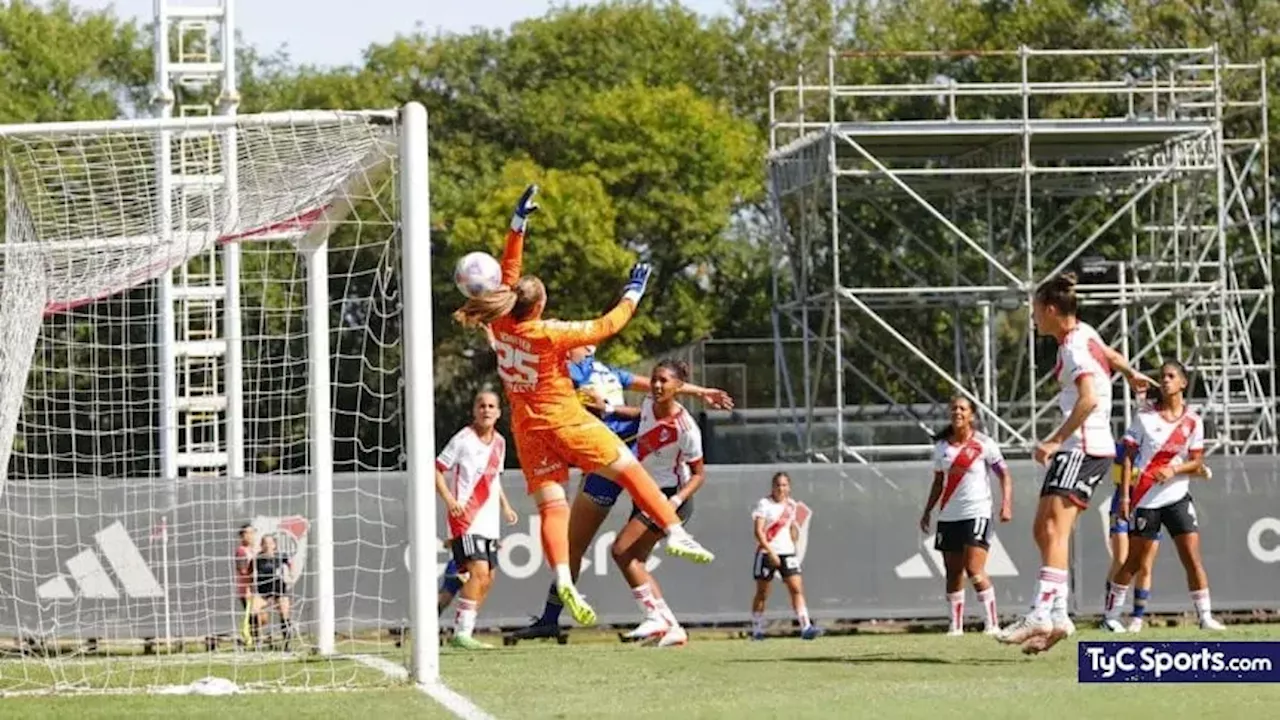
[351,654,495,720]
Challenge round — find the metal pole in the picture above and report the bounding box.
[401,102,439,684]
[221,0,246,508]
[828,46,844,462]
[1212,45,1231,451]
[154,0,179,489]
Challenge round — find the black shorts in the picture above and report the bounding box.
[450,534,498,568]
[1039,451,1113,508]
[256,582,288,599]
[753,551,801,581]
[629,486,693,533]
[933,517,993,553]
[1131,495,1199,540]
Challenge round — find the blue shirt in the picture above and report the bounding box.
[567,355,640,440]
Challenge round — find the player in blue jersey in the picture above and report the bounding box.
[505,344,732,643]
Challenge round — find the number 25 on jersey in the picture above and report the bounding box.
[493,340,538,389]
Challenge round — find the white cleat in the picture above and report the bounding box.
[982,625,1001,637]
[623,617,670,644]
[1023,611,1075,655]
[665,533,715,564]
[996,613,1051,645]
[1200,615,1226,631]
[946,628,964,637]
[1126,617,1145,634]
[656,625,688,648]
[1099,617,1127,633]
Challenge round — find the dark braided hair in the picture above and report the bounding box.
[654,358,691,383]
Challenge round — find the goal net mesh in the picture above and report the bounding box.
[0,112,411,694]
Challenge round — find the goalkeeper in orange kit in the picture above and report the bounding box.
[452,184,715,626]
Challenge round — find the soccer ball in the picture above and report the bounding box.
[454,251,502,298]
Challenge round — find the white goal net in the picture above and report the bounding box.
[0,107,433,694]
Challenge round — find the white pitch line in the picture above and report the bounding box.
[351,655,495,720]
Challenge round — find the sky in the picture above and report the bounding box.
[66,0,734,68]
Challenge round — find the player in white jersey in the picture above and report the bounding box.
[750,472,822,641]
[434,390,518,649]
[1102,360,1225,631]
[611,359,706,648]
[919,396,1013,636]
[1000,273,1151,654]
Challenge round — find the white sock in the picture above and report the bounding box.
[795,602,811,630]
[666,522,688,539]
[1191,588,1211,617]
[1105,583,1130,620]
[751,611,765,634]
[554,564,574,590]
[947,591,965,632]
[1034,567,1068,615]
[976,587,998,630]
[631,583,657,618]
[655,598,679,627]
[454,598,478,637]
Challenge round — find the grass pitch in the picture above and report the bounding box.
[3,623,1279,718]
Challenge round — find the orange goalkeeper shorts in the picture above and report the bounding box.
[513,419,631,493]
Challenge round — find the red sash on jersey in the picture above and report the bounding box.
[636,417,680,462]
[1131,414,1197,505]
[764,502,795,542]
[940,439,984,511]
[449,441,503,538]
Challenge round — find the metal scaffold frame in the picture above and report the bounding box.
[767,45,1274,462]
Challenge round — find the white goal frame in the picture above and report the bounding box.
[0,102,439,686]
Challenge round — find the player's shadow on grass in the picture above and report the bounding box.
[730,653,1020,666]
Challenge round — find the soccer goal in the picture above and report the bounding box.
[0,104,438,694]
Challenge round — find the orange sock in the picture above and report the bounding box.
[537,497,570,569]
[614,463,680,529]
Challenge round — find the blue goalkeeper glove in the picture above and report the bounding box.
[621,263,652,305]
[510,184,540,233]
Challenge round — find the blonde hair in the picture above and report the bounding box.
[453,276,545,328]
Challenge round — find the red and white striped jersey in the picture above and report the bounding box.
[1053,322,1116,457]
[752,496,798,555]
[435,426,506,540]
[635,398,703,490]
[1123,408,1204,509]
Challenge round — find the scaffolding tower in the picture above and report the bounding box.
[152,0,243,485]
[767,46,1274,462]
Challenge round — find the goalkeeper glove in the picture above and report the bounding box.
[510,184,540,233]
[621,263,652,305]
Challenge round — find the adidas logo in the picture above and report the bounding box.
[37,521,164,600]
[893,533,1019,579]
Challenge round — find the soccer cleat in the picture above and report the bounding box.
[946,628,964,637]
[801,625,825,641]
[749,630,766,641]
[557,583,598,628]
[449,634,494,650]
[622,617,670,644]
[507,617,561,642]
[1200,615,1226,630]
[665,532,715,564]
[1022,611,1075,655]
[656,626,688,648]
[1126,617,1145,633]
[982,625,1001,636]
[996,613,1051,645]
[1099,617,1127,633]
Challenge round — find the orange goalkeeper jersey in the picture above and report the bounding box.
[487,229,637,434]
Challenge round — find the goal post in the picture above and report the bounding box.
[0,103,437,693]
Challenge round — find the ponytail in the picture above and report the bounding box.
[453,286,518,328]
